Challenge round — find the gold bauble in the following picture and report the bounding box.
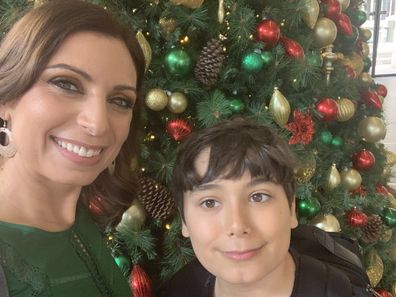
[341,168,362,191]
[358,116,387,143]
[136,31,152,72]
[324,164,341,191]
[361,42,370,58]
[167,92,188,114]
[310,214,341,232]
[338,0,350,10]
[313,17,337,48]
[336,98,355,122]
[360,28,372,42]
[385,150,396,166]
[269,87,290,127]
[145,89,169,111]
[295,152,316,184]
[116,199,146,232]
[348,52,364,76]
[379,229,393,243]
[302,0,320,29]
[382,164,392,178]
[159,18,177,36]
[170,0,204,8]
[389,193,396,209]
[366,249,384,287]
[391,283,396,297]
[359,72,374,86]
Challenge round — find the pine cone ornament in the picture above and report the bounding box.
[138,176,176,220]
[362,215,384,243]
[194,38,225,88]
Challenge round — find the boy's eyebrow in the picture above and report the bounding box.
[248,177,272,187]
[192,183,220,192]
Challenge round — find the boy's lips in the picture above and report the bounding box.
[222,246,263,261]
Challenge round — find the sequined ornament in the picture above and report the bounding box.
[159,18,177,37]
[130,264,152,297]
[166,119,192,141]
[295,152,316,184]
[365,249,384,287]
[145,89,168,111]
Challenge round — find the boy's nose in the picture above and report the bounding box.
[77,95,110,136]
[226,205,251,237]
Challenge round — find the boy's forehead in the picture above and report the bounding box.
[193,147,211,177]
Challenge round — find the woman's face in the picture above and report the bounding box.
[2,31,137,186]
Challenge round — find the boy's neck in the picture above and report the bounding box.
[214,252,296,297]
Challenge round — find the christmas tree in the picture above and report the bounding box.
[1,0,395,296]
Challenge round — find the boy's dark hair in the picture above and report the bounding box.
[172,118,297,221]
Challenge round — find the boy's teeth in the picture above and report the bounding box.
[56,139,100,158]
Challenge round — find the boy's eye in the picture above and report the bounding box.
[199,199,219,209]
[249,192,270,203]
[109,97,134,109]
[50,78,80,93]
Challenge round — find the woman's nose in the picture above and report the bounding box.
[77,95,110,136]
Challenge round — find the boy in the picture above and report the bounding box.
[165,118,299,297]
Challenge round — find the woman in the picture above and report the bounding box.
[0,0,145,296]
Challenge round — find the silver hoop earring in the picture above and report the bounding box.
[108,160,116,175]
[0,121,17,158]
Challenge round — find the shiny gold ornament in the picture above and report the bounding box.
[295,152,316,184]
[218,0,225,23]
[391,282,396,297]
[310,214,341,232]
[361,42,370,58]
[302,0,320,29]
[145,88,169,111]
[170,0,204,8]
[341,168,362,191]
[322,45,338,84]
[313,17,337,48]
[366,249,384,287]
[385,150,396,166]
[159,18,177,37]
[379,229,392,243]
[382,164,392,178]
[116,199,146,232]
[359,72,373,86]
[347,52,364,76]
[167,92,188,114]
[136,31,152,72]
[269,87,290,127]
[358,116,387,143]
[336,98,355,122]
[360,28,372,42]
[338,0,350,10]
[324,164,341,191]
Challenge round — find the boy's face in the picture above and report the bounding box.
[182,148,298,287]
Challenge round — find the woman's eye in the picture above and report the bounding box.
[200,199,219,209]
[109,97,134,109]
[250,192,270,203]
[50,78,79,92]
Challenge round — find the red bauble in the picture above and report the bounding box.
[256,19,281,48]
[325,0,341,19]
[352,149,375,171]
[376,84,388,97]
[315,98,338,121]
[166,119,192,141]
[335,13,353,36]
[360,90,382,109]
[130,264,152,297]
[346,208,368,227]
[344,65,356,79]
[280,36,305,59]
[374,289,393,297]
[88,196,104,216]
[376,183,390,195]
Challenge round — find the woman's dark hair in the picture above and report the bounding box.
[172,118,297,221]
[0,0,145,226]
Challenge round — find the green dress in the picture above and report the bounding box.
[0,205,132,297]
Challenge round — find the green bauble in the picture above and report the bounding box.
[320,131,333,145]
[297,197,321,219]
[242,52,264,73]
[229,97,245,113]
[331,136,344,148]
[307,51,322,67]
[114,255,131,276]
[260,51,274,67]
[383,208,396,227]
[164,48,192,77]
[363,57,372,72]
[351,10,367,26]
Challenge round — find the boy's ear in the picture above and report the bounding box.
[290,197,299,229]
[181,221,190,238]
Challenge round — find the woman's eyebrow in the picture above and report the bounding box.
[45,63,92,81]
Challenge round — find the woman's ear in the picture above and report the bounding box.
[290,197,299,229]
[181,221,190,238]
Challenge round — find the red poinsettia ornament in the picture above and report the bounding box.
[286,110,315,145]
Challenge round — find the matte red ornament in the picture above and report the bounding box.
[88,196,104,216]
[344,65,356,79]
[361,90,382,109]
[335,13,353,36]
[315,98,338,121]
[351,185,368,196]
[166,119,192,141]
[130,264,152,297]
[346,208,368,227]
[325,0,341,20]
[352,149,375,171]
[376,183,390,195]
[256,19,281,48]
[280,36,305,59]
[374,289,393,297]
[376,84,388,97]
